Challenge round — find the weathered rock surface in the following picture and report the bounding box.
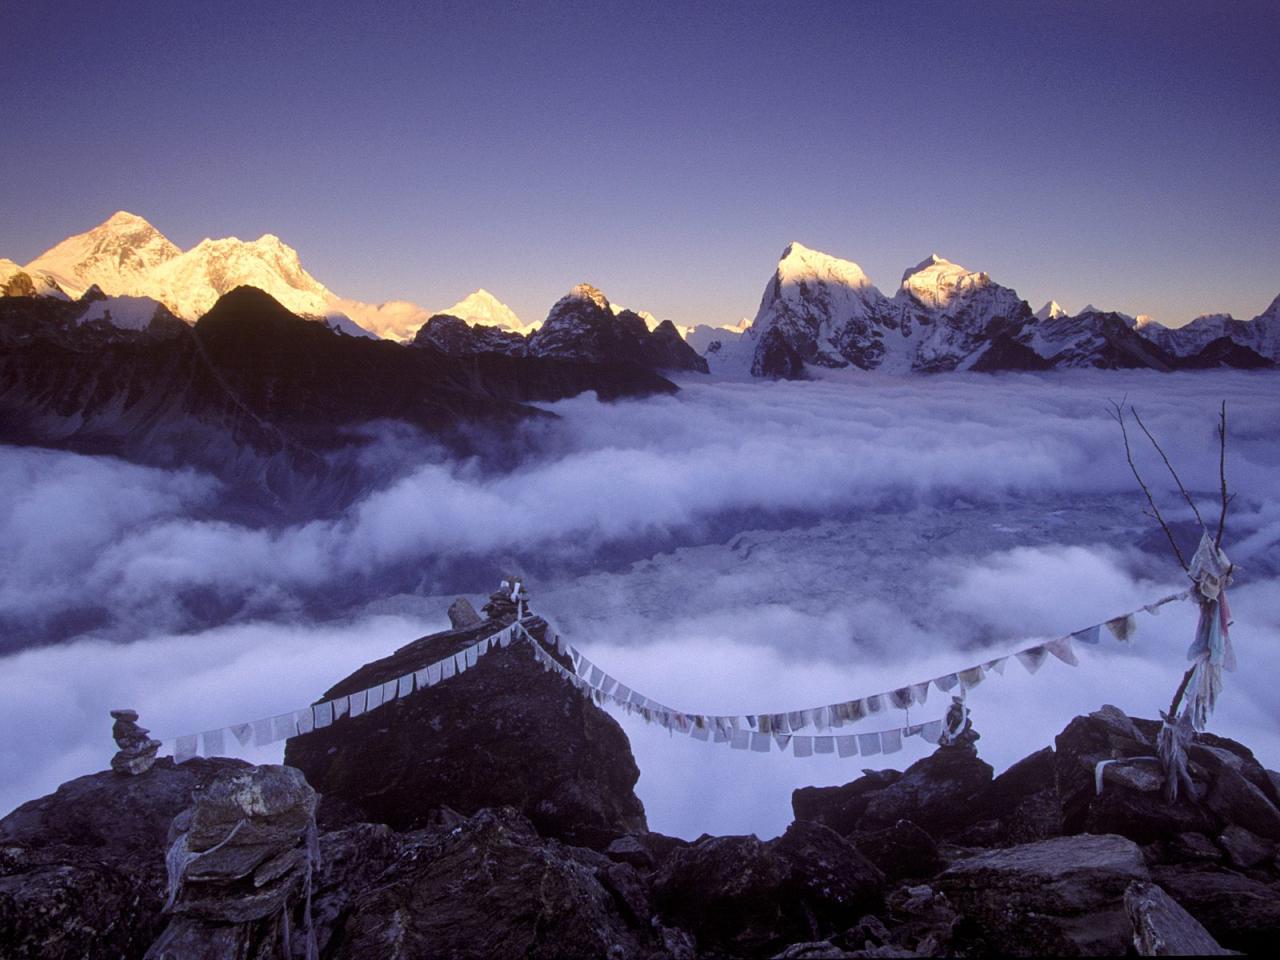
[939,833,1151,956]
[1124,880,1234,956]
[0,758,246,960]
[1153,863,1280,954]
[652,821,882,956]
[285,613,646,848]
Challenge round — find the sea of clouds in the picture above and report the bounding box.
[2,369,1277,837]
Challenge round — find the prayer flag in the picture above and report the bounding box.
[175,735,198,764]
[731,729,751,750]
[910,681,931,704]
[589,666,604,688]
[793,736,814,758]
[866,694,884,714]
[691,724,710,741]
[982,658,1007,675]
[921,719,944,744]
[333,696,350,720]
[253,718,273,745]
[294,710,314,735]
[272,713,297,742]
[201,729,225,757]
[313,702,333,729]
[934,673,959,692]
[1105,614,1137,642]
[751,732,771,753]
[836,735,859,758]
[427,663,443,686]
[1047,637,1079,666]
[466,645,479,669]
[814,736,835,755]
[381,680,398,703]
[881,729,903,754]
[774,734,792,752]
[958,666,985,690]
[365,685,384,712]
[1016,646,1048,674]
[858,732,882,756]
[453,652,467,674]
[890,687,913,710]
[441,658,456,681]
[229,722,254,746]
[1072,624,1101,645]
[615,684,632,702]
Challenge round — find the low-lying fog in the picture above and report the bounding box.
[3,370,1277,838]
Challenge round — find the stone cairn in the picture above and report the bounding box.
[110,708,162,775]
[147,764,320,958]
[480,575,530,622]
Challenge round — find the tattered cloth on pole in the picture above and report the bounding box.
[1184,531,1236,731]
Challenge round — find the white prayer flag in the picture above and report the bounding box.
[858,732,882,756]
[253,718,273,746]
[1072,624,1102,645]
[788,711,805,731]
[500,628,513,648]
[983,658,1008,675]
[793,736,814,758]
[600,675,617,696]
[920,719,944,744]
[691,723,710,741]
[175,735,198,764]
[750,732,771,753]
[730,729,751,750]
[313,702,334,729]
[380,680,398,704]
[466,645,479,669]
[589,666,605,688]
[229,722,254,746]
[295,710,315,735]
[958,666,985,690]
[910,681,931,704]
[774,734,792,752]
[272,713,298,742]
[365,685,385,712]
[201,729,225,757]
[836,735,858,758]
[453,652,467,674]
[348,689,367,717]
[441,658,456,681]
[428,662,443,686]
[881,729,903,754]
[332,696,350,720]
[398,674,414,698]
[813,736,835,755]
[1047,636,1079,666]
[934,673,959,692]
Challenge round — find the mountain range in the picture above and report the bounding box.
[3,214,1278,377]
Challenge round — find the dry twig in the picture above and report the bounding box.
[1108,400,1188,571]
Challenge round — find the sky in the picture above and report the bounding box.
[2,0,1279,326]
[2,370,1278,836]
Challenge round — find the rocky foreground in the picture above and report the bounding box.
[3,595,1278,958]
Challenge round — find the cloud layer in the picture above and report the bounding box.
[2,369,1277,836]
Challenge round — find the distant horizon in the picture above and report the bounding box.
[3,1,1278,329]
[9,207,1277,332]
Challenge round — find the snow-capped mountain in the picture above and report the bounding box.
[1034,300,1069,321]
[25,211,181,298]
[1015,307,1175,369]
[16,212,375,337]
[745,244,1031,377]
[525,283,707,372]
[440,289,531,334]
[1135,302,1280,362]
[72,285,182,332]
[1,258,69,299]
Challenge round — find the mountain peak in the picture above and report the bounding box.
[439,288,527,333]
[776,242,874,290]
[564,283,611,311]
[1034,300,1069,321]
[103,210,155,230]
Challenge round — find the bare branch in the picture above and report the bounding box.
[1168,664,1197,719]
[1131,405,1204,529]
[1108,399,1188,571]
[1216,401,1229,549]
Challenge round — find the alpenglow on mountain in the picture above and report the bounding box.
[707,242,1280,377]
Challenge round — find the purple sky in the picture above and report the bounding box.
[2,0,1277,327]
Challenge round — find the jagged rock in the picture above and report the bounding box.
[793,769,902,836]
[1056,706,1219,844]
[0,758,245,960]
[1205,766,1280,841]
[446,596,482,629]
[1166,831,1222,863]
[857,744,994,839]
[150,765,319,960]
[285,613,645,848]
[1152,863,1280,954]
[604,831,689,873]
[652,821,883,956]
[850,820,943,882]
[939,833,1150,956]
[331,807,665,959]
[955,745,1061,847]
[1217,824,1274,870]
[1124,880,1234,956]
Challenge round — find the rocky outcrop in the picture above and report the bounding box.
[411,312,526,356]
[111,709,162,775]
[284,610,646,849]
[938,833,1150,955]
[0,758,247,960]
[527,284,708,373]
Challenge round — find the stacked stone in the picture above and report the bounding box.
[146,765,319,958]
[480,575,529,621]
[110,708,162,776]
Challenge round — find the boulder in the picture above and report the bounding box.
[1055,707,1219,843]
[652,821,882,956]
[1218,824,1274,870]
[938,833,1150,956]
[954,745,1061,846]
[331,807,666,960]
[856,744,994,839]
[849,820,943,882]
[284,612,646,849]
[1152,863,1280,955]
[446,596,482,629]
[0,757,246,960]
[1205,766,1280,841]
[793,770,901,836]
[1124,880,1234,955]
